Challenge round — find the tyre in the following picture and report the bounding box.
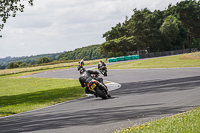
[104,72,107,76]
[95,87,107,99]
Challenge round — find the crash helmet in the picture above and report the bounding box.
[100,60,102,62]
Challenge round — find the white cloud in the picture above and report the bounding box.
[0,0,184,58]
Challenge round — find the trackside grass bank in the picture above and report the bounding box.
[107,52,200,69]
[0,59,106,76]
[0,52,199,133]
[115,108,200,133]
[111,52,200,133]
[0,73,85,117]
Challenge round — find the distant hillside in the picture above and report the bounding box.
[0,44,106,69]
[0,52,63,69]
[57,44,106,61]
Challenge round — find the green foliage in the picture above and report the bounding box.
[103,23,127,41]
[100,36,136,57]
[0,52,62,69]
[35,57,50,64]
[59,57,68,61]
[15,61,23,66]
[58,44,106,60]
[0,0,33,37]
[19,63,27,67]
[159,15,187,50]
[83,56,89,61]
[160,15,180,42]
[100,0,200,54]
[8,62,19,69]
[8,62,14,69]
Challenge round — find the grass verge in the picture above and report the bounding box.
[107,52,200,69]
[0,73,85,117]
[0,59,106,76]
[115,107,200,133]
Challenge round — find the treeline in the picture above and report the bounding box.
[0,53,62,69]
[100,0,200,57]
[57,44,106,61]
[0,44,105,69]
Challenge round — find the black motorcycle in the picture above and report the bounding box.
[86,74,110,99]
[98,66,107,76]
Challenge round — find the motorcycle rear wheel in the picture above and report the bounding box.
[95,87,108,99]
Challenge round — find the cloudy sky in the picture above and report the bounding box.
[0,0,184,58]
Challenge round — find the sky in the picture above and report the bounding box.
[0,0,185,58]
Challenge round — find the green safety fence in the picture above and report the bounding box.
[107,55,139,63]
[107,58,118,63]
[124,56,132,60]
[116,56,125,61]
[131,55,139,59]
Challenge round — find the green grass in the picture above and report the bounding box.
[107,53,200,69]
[115,108,200,133]
[0,58,107,117]
[0,73,85,117]
[111,52,200,133]
[0,58,107,76]
[0,52,199,133]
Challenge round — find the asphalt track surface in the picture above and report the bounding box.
[0,61,200,133]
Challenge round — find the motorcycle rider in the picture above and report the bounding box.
[77,59,84,71]
[78,67,111,98]
[79,59,84,66]
[98,60,106,69]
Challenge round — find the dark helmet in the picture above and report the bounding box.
[79,67,86,74]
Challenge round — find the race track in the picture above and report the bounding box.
[0,62,200,133]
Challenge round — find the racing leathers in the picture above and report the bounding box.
[98,61,106,69]
[79,69,105,96]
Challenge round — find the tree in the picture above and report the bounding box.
[160,15,187,50]
[15,61,23,66]
[58,44,106,60]
[160,15,180,45]
[167,0,200,48]
[100,36,136,57]
[8,62,19,69]
[0,0,34,37]
[83,56,89,61]
[8,62,14,69]
[19,63,27,67]
[103,23,127,41]
[35,57,50,64]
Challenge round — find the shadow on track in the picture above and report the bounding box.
[111,76,200,96]
[0,104,193,133]
[0,76,199,133]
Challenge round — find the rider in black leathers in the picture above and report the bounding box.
[98,60,106,69]
[78,67,110,97]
